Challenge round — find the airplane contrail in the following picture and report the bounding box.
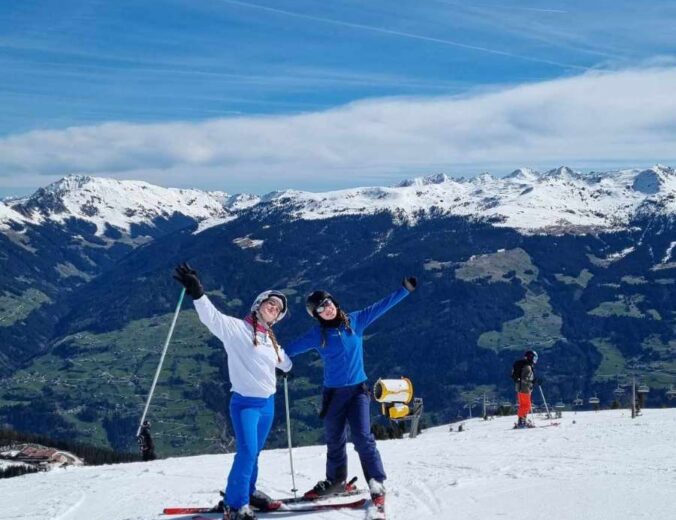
[217,0,590,71]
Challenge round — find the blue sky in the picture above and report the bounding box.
[1,0,675,195]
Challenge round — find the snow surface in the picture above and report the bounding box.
[0,202,26,230]
[663,241,676,264]
[1,165,675,236]
[2,409,675,520]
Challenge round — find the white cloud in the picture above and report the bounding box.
[1,67,675,192]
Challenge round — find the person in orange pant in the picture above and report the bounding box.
[512,350,538,428]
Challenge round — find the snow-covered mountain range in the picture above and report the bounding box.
[2,409,675,520]
[1,165,674,235]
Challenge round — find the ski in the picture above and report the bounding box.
[277,488,365,504]
[263,476,364,504]
[163,507,222,515]
[164,477,365,515]
[165,498,367,516]
[365,499,386,520]
[511,421,560,430]
[164,497,367,515]
[280,498,367,512]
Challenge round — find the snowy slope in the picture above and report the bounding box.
[1,165,675,235]
[2,409,675,520]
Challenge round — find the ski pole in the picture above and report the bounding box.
[538,384,551,419]
[137,288,186,437]
[283,374,298,499]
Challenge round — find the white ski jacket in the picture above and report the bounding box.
[194,295,292,398]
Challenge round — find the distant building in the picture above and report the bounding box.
[0,444,84,467]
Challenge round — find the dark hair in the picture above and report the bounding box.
[251,312,282,362]
[319,309,352,347]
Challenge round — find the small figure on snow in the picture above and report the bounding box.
[174,263,292,520]
[512,350,538,429]
[285,276,418,515]
[137,420,156,461]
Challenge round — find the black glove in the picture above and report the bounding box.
[173,262,204,299]
[402,276,418,292]
[276,368,292,379]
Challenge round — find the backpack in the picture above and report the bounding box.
[511,359,528,383]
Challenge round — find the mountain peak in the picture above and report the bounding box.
[650,164,675,177]
[543,166,577,178]
[43,174,95,195]
[505,168,538,181]
[633,168,668,194]
[396,173,450,187]
[10,175,231,234]
[471,172,495,184]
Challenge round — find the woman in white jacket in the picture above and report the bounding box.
[174,263,292,520]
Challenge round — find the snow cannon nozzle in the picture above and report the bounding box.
[374,378,413,404]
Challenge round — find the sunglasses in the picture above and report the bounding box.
[316,298,334,314]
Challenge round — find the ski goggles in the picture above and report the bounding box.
[315,298,334,314]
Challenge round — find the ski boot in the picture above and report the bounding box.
[249,490,282,511]
[208,500,225,513]
[368,479,386,519]
[303,478,355,500]
[224,504,257,520]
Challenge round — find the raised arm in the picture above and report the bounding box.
[193,295,241,346]
[352,277,417,333]
[174,263,240,346]
[284,326,322,357]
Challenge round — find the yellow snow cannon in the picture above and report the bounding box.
[374,378,414,419]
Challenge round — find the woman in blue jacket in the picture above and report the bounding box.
[284,277,417,510]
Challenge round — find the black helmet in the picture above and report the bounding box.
[525,350,539,364]
[306,290,338,317]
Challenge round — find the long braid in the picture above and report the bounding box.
[251,311,282,363]
[267,327,282,363]
[251,313,259,346]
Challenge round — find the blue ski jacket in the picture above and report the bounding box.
[284,287,410,388]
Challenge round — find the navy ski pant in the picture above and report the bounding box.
[322,382,386,483]
[225,393,275,509]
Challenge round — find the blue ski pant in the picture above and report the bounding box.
[225,393,275,509]
[322,382,386,483]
